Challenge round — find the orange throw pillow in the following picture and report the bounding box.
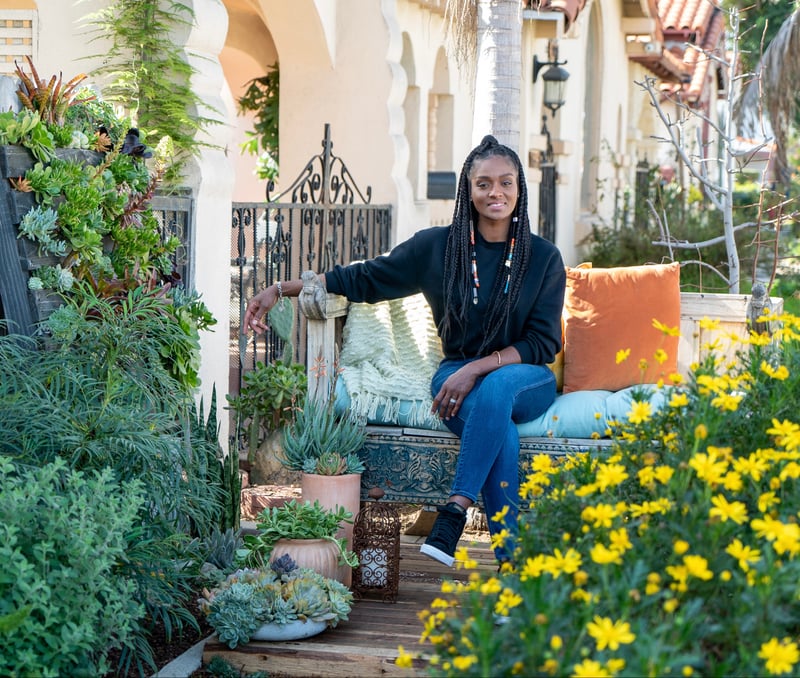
[562,262,681,393]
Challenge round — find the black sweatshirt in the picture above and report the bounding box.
[324,225,565,365]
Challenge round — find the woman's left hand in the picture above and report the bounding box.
[243,286,279,334]
[432,366,478,420]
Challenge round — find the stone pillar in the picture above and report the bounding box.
[176,0,235,444]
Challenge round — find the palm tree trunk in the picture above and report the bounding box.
[472,0,522,150]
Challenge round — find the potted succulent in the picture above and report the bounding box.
[280,394,367,476]
[281,393,367,585]
[281,352,367,478]
[227,359,307,484]
[199,554,353,647]
[240,498,359,585]
[228,293,306,484]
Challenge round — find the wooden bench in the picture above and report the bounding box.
[298,272,781,506]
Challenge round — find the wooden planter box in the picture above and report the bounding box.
[0,145,102,336]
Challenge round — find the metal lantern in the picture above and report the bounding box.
[352,488,400,602]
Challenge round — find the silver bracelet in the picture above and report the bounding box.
[276,280,283,300]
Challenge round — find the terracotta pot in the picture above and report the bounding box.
[268,538,341,582]
[301,472,361,586]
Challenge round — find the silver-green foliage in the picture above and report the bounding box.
[200,559,353,648]
[0,458,145,677]
[0,300,223,674]
[18,206,65,256]
[281,396,366,475]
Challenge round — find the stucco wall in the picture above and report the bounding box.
[18,0,106,76]
[257,1,395,211]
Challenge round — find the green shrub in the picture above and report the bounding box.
[583,172,794,295]
[0,458,145,677]
[407,311,800,676]
[0,304,225,674]
[771,272,800,316]
[582,206,748,293]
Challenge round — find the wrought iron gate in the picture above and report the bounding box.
[538,116,557,243]
[634,158,653,230]
[231,124,392,393]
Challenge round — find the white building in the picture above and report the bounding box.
[0,0,726,431]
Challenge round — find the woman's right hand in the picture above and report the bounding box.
[243,285,279,334]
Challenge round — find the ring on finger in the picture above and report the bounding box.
[449,397,457,404]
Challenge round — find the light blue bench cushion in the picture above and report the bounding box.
[335,295,669,439]
[334,379,666,439]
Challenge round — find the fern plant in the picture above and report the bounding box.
[238,62,280,180]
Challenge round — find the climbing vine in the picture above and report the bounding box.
[238,62,280,181]
[82,0,219,185]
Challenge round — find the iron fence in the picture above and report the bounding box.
[231,125,392,394]
[538,116,557,243]
[152,191,194,287]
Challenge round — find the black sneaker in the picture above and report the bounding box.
[420,503,467,567]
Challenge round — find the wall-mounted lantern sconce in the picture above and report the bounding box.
[533,51,570,116]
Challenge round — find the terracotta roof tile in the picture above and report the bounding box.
[630,0,725,103]
[684,6,725,101]
[527,0,724,105]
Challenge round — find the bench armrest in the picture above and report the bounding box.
[298,270,349,399]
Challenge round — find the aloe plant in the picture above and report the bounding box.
[15,55,93,126]
[281,396,366,476]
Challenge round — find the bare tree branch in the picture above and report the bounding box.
[651,221,757,250]
[678,260,731,288]
[638,76,727,197]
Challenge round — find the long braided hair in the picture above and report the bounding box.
[441,135,532,355]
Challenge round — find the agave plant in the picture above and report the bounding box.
[280,396,366,476]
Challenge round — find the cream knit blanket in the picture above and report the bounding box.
[338,294,443,429]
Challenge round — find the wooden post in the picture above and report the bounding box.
[298,270,349,401]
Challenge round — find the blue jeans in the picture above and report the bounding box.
[431,359,556,561]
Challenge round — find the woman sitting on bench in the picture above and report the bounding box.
[245,135,566,567]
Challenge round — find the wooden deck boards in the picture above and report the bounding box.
[202,535,495,677]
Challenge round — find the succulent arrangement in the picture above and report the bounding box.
[2,59,215,390]
[281,395,366,476]
[199,555,353,648]
[240,499,359,569]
